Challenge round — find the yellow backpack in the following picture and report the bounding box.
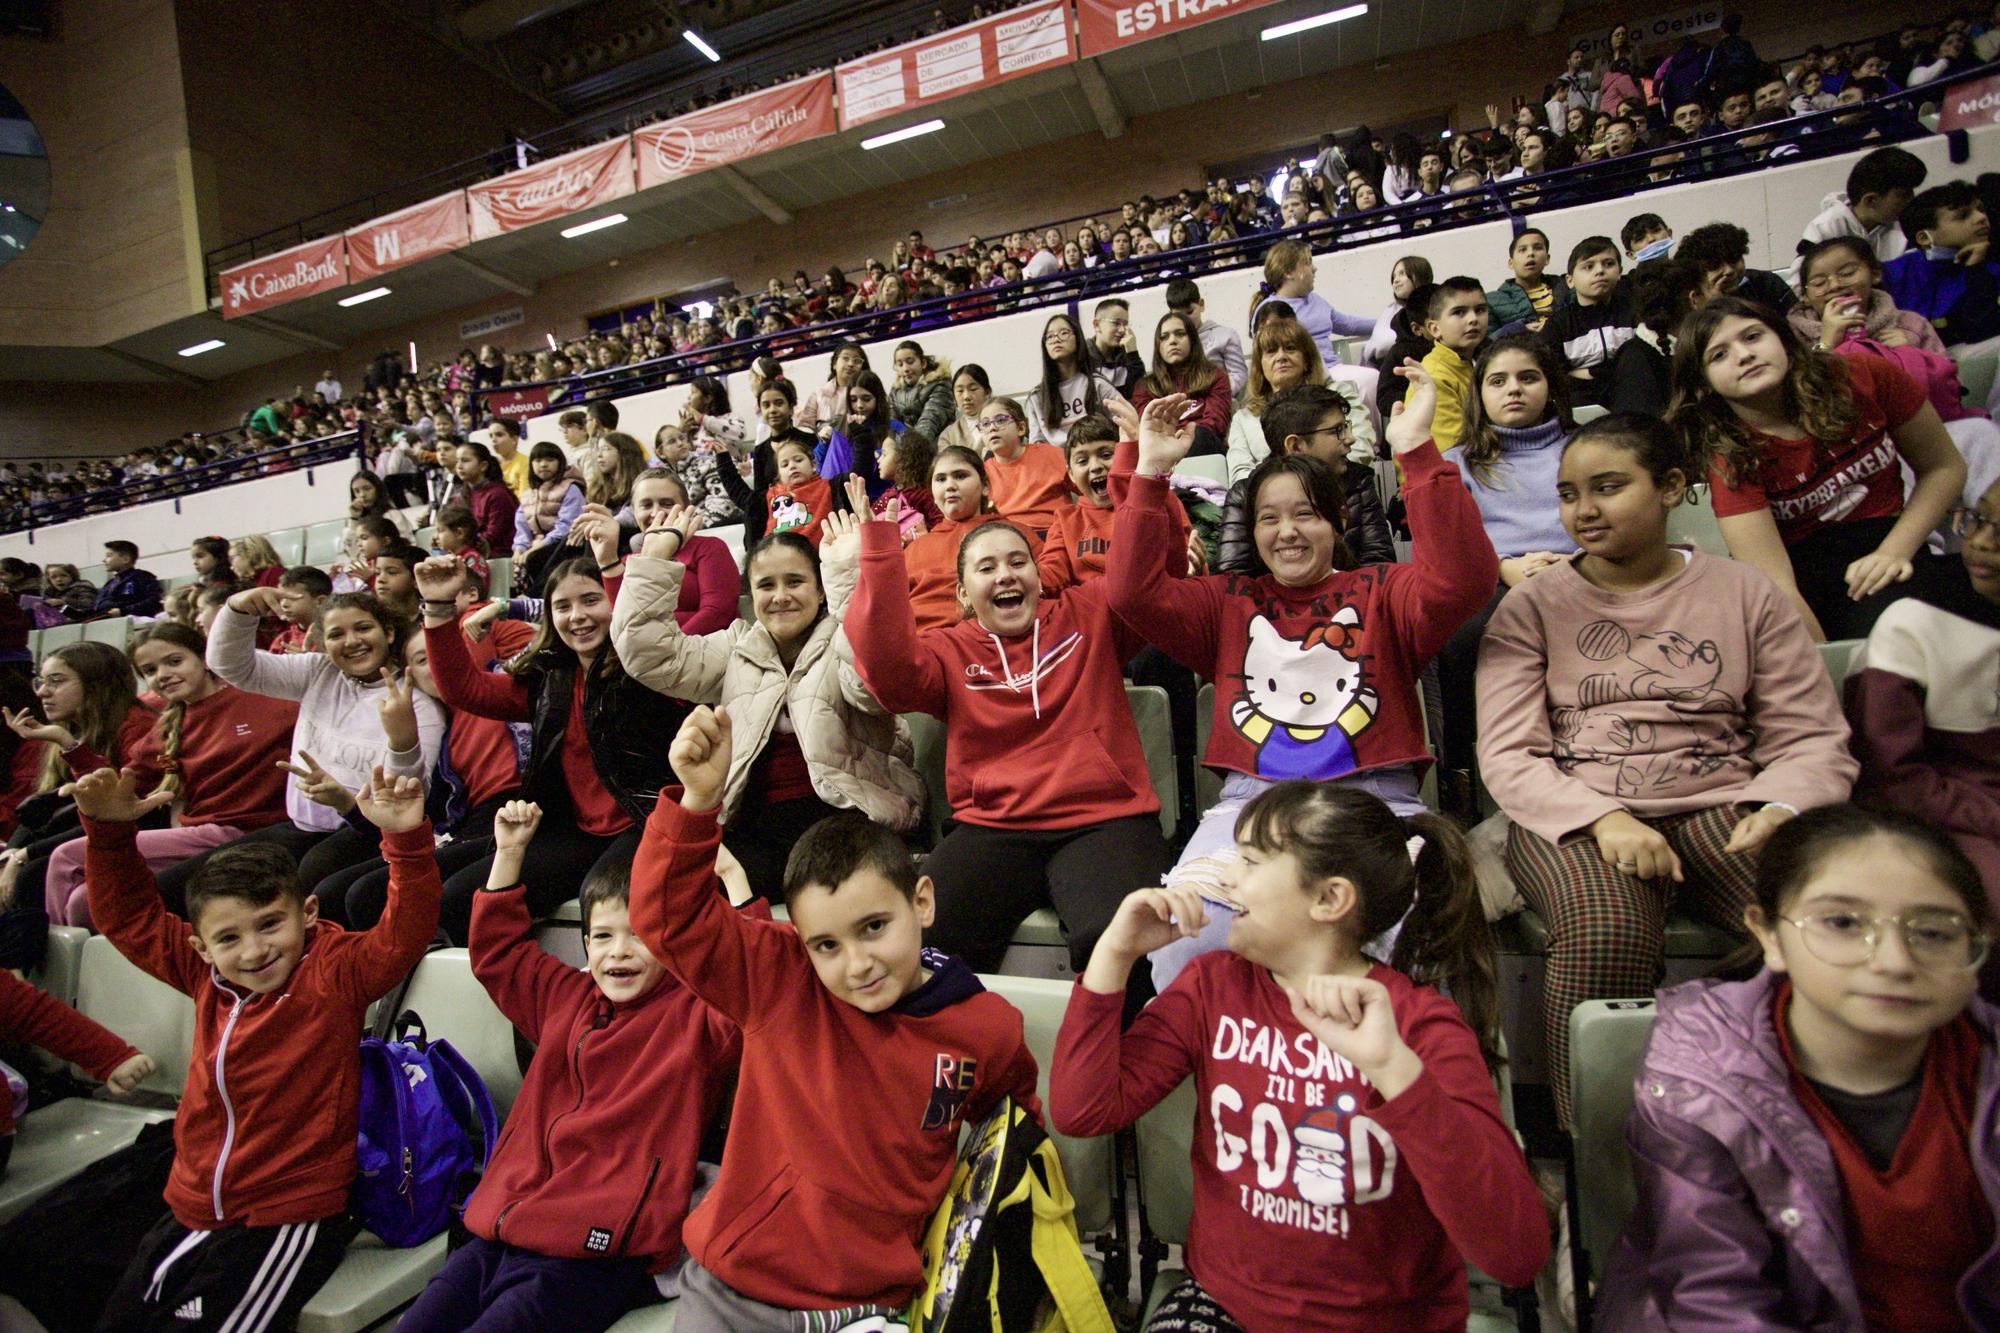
[909,1096,1114,1333]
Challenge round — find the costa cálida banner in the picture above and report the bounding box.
[836,0,1072,131]
[346,192,472,282]
[467,138,635,240]
[220,234,349,319]
[635,73,836,188]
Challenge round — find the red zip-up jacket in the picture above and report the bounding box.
[847,520,1157,829]
[0,967,139,1136]
[461,884,741,1269]
[84,817,441,1229]
[628,797,1040,1309]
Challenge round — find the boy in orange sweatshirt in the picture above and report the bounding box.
[63,762,440,1333]
[629,706,1040,1331]
[399,798,749,1333]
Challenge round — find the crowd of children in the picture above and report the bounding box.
[6,122,2000,1333]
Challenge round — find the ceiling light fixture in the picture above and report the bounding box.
[178,339,225,357]
[684,29,722,62]
[1261,4,1368,40]
[337,286,392,307]
[861,118,946,150]
[561,213,628,238]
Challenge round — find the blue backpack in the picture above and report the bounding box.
[355,1011,499,1248]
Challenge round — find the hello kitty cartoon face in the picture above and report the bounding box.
[1228,610,1379,782]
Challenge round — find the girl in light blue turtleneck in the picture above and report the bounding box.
[1435,333,1578,816]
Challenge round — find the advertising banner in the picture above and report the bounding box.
[346,191,471,281]
[220,234,348,319]
[837,0,1071,131]
[481,385,556,421]
[467,138,634,240]
[1076,0,1288,58]
[635,73,836,187]
[1940,71,2000,132]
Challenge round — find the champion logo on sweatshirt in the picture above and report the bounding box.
[920,1052,978,1131]
[962,631,1082,698]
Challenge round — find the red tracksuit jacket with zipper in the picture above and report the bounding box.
[84,817,441,1229]
[628,796,1040,1310]
[460,883,742,1270]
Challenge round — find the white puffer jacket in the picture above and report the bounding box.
[610,551,925,830]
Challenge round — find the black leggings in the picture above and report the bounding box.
[1436,582,1506,787]
[921,814,1172,974]
[313,796,511,930]
[723,793,843,904]
[434,819,642,945]
[1787,514,1913,641]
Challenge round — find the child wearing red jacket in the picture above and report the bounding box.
[1051,782,1549,1332]
[1109,372,1497,991]
[69,762,442,1333]
[630,707,1039,1328]
[766,436,834,546]
[0,966,154,1173]
[400,799,748,1333]
[1038,418,1195,595]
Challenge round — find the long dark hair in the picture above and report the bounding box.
[1668,295,1860,488]
[1141,311,1221,398]
[689,374,730,415]
[1244,453,1353,574]
[1035,312,1100,430]
[35,642,141,794]
[845,371,892,437]
[511,555,622,682]
[1236,782,1502,1072]
[1459,333,1576,485]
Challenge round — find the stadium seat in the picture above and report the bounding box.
[268,527,308,568]
[1128,683,1178,842]
[1567,998,1658,1300]
[81,616,128,648]
[903,711,950,848]
[24,628,39,659]
[488,555,512,600]
[71,934,193,1098]
[37,622,82,652]
[1958,339,2000,412]
[1175,454,1228,486]
[35,925,88,1008]
[1818,637,1864,691]
[1572,404,1609,424]
[605,1302,679,1331]
[300,948,526,1333]
[74,564,107,588]
[303,519,348,567]
[1664,484,1729,556]
[1192,682,1220,816]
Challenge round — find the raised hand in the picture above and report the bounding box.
[713,841,756,908]
[1135,393,1197,475]
[843,473,873,518]
[491,799,543,853]
[1104,394,1140,443]
[1384,359,1438,455]
[670,705,733,813]
[570,512,622,570]
[375,667,420,753]
[4,706,72,749]
[278,750,355,814]
[62,766,174,824]
[103,1052,157,1096]
[1285,974,1419,1094]
[354,765,426,833]
[414,556,467,606]
[820,507,863,565]
[227,585,286,618]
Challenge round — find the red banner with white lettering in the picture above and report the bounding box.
[1940,71,2000,132]
[836,0,1073,131]
[481,385,556,422]
[635,74,836,189]
[220,234,349,319]
[346,191,470,282]
[1076,0,1290,57]
[467,138,634,241]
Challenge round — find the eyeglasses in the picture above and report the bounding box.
[975,415,1018,430]
[1803,261,1870,293]
[1779,909,1989,972]
[1302,421,1355,441]
[1949,507,2000,540]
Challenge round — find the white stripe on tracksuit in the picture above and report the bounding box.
[217,1220,317,1333]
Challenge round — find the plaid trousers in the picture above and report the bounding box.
[1506,803,1758,1128]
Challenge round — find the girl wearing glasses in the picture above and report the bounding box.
[1601,805,2000,1329]
[979,397,1070,538]
[1477,412,1858,1129]
[1847,477,2000,910]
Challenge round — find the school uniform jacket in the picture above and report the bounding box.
[84,817,440,1229]
[0,967,138,1136]
[628,798,1039,1310]
[462,885,740,1269]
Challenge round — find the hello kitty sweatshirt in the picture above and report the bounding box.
[848,521,1158,828]
[1475,550,1858,845]
[1108,441,1496,785]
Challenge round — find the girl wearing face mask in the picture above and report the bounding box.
[844,494,1173,999]
[1488,228,1571,331]
[614,507,922,897]
[1478,413,1857,1129]
[414,551,685,942]
[1600,807,2000,1328]
[150,588,445,907]
[1673,296,1967,640]
[1113,370,1499,992]
[888,340,954,441]
[798,342,871,443]
[37,624,297,928]
[937,363,992,454]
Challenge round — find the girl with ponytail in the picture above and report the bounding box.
[35,622,298,926]
[1051,780,1547,1333]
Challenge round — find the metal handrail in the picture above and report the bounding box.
[474,83,1940,411]
[2,432,366,537]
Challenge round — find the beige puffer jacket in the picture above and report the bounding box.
[610,551,925,830]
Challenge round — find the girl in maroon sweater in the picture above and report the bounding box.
[1051,781,1547,1333]
[40,623,298,927]
[1132,311,1233,455]
[440,439,520,555]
